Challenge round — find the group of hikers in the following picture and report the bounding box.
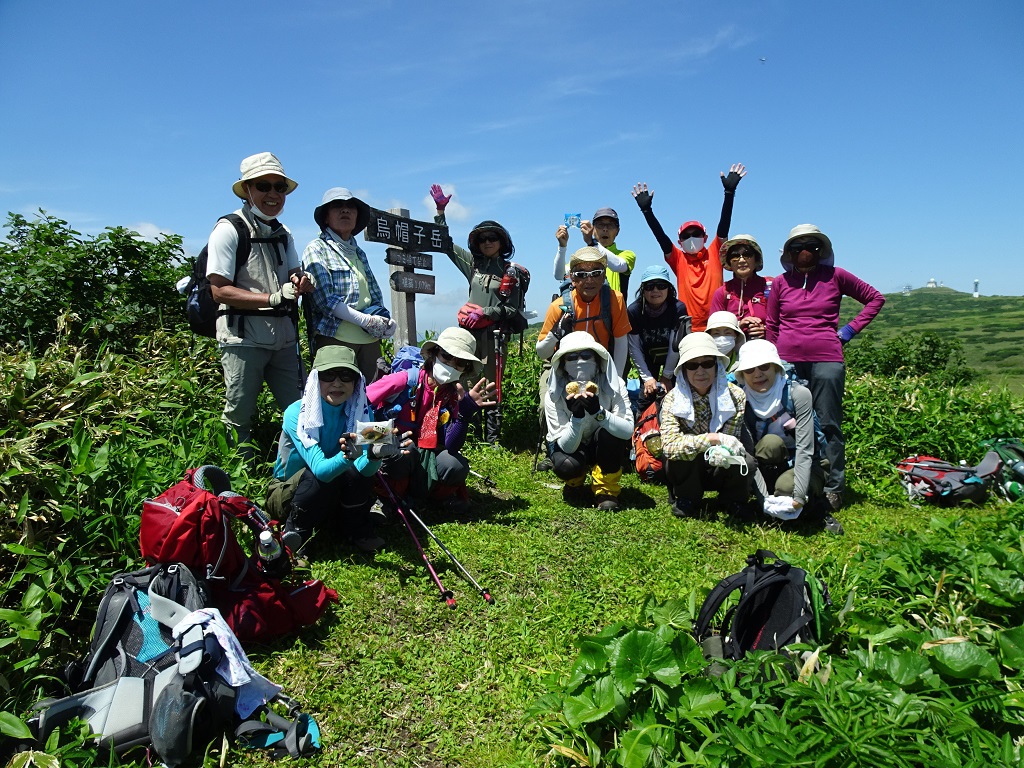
[205,151,884,555]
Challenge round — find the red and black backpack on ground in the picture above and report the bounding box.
[896,452,1003,506]
[632,400,665,482]
[140,466,336,643]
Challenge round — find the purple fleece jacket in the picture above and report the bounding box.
[766,265,884,363]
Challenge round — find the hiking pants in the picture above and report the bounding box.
[754,435,826,501]
[285,465,376,546]
[550,429,628,482]
[220,344,305,448]
[791,361,844,495]
[665,453,753,505]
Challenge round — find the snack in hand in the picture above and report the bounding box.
[354,419,396,445]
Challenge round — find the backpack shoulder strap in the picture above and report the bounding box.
[600,283,614,347]
[693,570,748,640]
[219,214,252,280]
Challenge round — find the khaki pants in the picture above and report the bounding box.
[220,343,305,447]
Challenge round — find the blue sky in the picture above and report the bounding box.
[2,0,1021,334]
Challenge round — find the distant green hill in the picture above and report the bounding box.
[842,287,1024,392]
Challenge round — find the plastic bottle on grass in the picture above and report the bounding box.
[258,531,287,577]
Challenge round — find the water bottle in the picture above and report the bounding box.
[1009,459,1024,483]
[257,530,287,577]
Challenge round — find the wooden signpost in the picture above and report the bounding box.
[364,207,451,347]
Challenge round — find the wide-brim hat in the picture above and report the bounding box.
[231,152,298,199]
[313,187,372,235]
[467,220,514,259]
[639,264,673,286]
[568,245,606,269]
[706,310,743,337]
[729,339,785,373]
[312,345,361,377]
[420,327,482,377]
[780,224,835,270]
[550,331,610,368]
[674,332,728,374]
[720,234,764,270]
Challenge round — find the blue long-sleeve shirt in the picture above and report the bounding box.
[273,398,381,481]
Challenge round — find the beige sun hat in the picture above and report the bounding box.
[312,345,361,376]
[568,245,607,269]
[780,224,834,269]
[705,311,743,337]
[674,332,727,374]
[550,331,610,368]
[719,234,764,270]
[420,327,482,376]
[729,339,785,373]
[232,152,298,199]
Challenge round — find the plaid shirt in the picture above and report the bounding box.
[302,231,385,338]
[660,383,746,460]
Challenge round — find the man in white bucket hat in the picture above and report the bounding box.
[207,152,312,453]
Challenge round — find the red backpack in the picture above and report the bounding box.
[633,400,665,482]
[140,467,337,643]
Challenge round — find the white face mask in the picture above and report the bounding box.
[563,356,599,384]
[431,361,458,386]
[713,335,736,355]
[681,236,705,254]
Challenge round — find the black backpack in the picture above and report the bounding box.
[184,214,291,338]
[693,550,831,663]
[30,562,319,765]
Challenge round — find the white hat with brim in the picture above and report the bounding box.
[674,332,727,375]
[232,152,298,199]
[780,224,834,269]
[313,187,372,235]
[705,311,743,337]
[550,331,610,368]
[729,339,785,374]
[420,327,483,377]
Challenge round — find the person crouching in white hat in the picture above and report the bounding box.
[660,332,753,519]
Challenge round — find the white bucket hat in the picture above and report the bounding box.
[674,332,727,374]
[729,339,785,373]
[232,152,298,199]
[705,311,743,337]
[420,327,482,377]
[313,187,371,235]
[780,224,834,269]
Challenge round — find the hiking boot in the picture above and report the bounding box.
[671,498,697,518]
[825,491,844,511]
[536,457,554,472]
[353,534,385,553]
[822,514,845,536]
[595,494,621,512]
[562,484,593,508]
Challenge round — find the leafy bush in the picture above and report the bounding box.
[0,212,187,352]
[528,506,1024,767]
[846,331,975,385]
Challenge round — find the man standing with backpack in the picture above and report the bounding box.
[206,152,312,453]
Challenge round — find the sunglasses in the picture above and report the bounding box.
[563,350,595,362]
[319,369,358,383]
[477,233,501,244]
[438,349,470,371]
[787,241,821,254]
[727,249,754,261]
[643,281,671,291]
[251,181,290,194]
[680,230,704,240]
[741,363,773,374]
[683,359,717,372]
[571,269,604,280]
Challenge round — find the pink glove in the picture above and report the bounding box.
[430,184,452,210]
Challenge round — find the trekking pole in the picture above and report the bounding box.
[402,505,494,605]
[377,473,456,609]
[468,467,497,489]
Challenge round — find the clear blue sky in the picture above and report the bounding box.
[2,0,1021,334]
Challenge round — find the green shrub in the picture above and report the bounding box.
[846,330,975,385]
[0,211,187,352]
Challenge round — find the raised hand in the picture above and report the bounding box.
[430,184,452,211]
[720,164,746,193]
[555,224,569,247]
[632,182,653,211]
[580,220,595,246]
[460,377,497,408]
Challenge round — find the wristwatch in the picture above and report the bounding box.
[595,410,606,422]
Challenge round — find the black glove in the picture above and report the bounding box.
[370,442,399,460]
[567,396,586,419]
[583,394,601,415]
[721,171,743,194]
[633,189,653,212]
[342,437,362,461]
[552,312,575,340]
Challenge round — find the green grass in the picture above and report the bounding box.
[238,445,942,768]
[842,287,1024,392]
